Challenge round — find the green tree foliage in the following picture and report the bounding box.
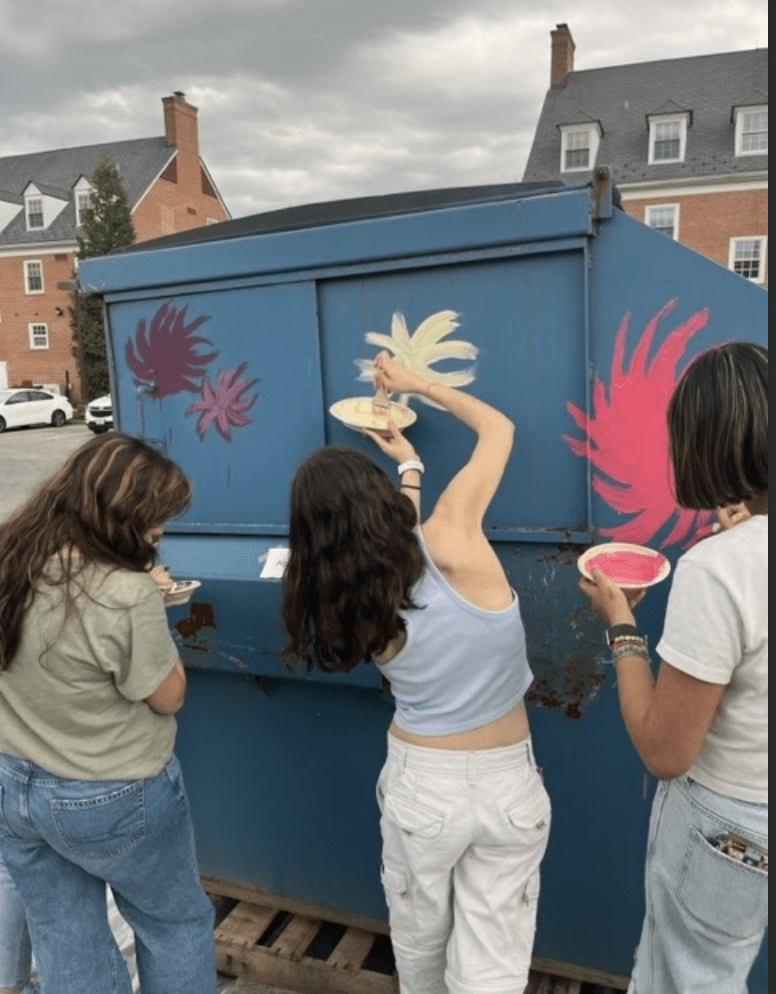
[70,154,135,402]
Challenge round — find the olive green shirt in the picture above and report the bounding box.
[0,563,179,780]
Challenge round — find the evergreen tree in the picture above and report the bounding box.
[70,154,135,402]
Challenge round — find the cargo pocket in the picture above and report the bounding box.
[51,781,146,860]
[380,861,416,933]
[677,829,768,940]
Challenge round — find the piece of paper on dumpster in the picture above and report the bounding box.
[260,546,291,578]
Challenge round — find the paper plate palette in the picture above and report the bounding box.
[163,579,201,606]
[329,396,417,436]
[577,542,671,589]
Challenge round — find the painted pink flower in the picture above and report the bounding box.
[186,363,259,441]
[564,299,715,548]
[126,302,218,397]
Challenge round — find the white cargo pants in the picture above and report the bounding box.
[377,735,551,994]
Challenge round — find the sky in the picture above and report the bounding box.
[0,0,768,219]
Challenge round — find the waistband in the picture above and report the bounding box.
[386,733,537,780]
[0,750,174,785]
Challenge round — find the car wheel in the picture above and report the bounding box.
[0,416,5,433]
[51,410,67,427]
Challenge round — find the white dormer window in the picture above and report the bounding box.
[648,113,690,164]
[735,106,768,156]
[560,123,601,172]
[76,191,93,227]
[26,197,44,229]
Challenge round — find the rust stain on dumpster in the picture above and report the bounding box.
[175,602,217,640]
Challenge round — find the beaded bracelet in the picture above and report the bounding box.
[610,636,648,650]
[612,643,650,664]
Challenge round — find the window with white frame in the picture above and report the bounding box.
[648,114,690,164]
[735,106,768,156]
[646,204,679,239]
[729,237,767,283]
[75,190,93,227]
[560,124,601,172]
[24,260,44,293]
[29,323,49,349]
[26,197,44,229]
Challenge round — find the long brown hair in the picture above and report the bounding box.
[282,446,424,672]
[0,432,191,671]
[668,342,768,509]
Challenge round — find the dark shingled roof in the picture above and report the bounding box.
[523,48,768,185]
[0,137,175,246]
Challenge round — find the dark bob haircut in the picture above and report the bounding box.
[668,342,768,510]
[282,446,424,673]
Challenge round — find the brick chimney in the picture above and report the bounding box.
[550,24,575,87]
[162,91,200,188]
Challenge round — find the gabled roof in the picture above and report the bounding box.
[524,48,768,185]
[0,137,175,246]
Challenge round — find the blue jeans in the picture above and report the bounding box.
[0,852,32,992]
[0,752,216,994]
[630,776,768,994]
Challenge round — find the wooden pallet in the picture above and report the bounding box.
[206,878,624,994]
[212,897,397,994]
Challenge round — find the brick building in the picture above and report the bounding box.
[0,93,231,400]
[523,26,768,286]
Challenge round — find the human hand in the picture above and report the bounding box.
[714,503,751,532]
[579,566,643,626]
[373,351,428,397]
[363,418,419,466]
[149,564,173,593]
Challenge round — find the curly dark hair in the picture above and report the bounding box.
[668,342,768,509]
[282,446,424,673]
[0,432,191,672]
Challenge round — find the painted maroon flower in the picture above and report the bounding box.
[126,302,218,397]
[186,363,259,441]
[564,299,715,548]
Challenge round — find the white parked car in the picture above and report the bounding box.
[0,388,73,433]
[85,395,114,434]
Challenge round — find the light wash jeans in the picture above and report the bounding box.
[0,852,33,993]
[1,854,139,994]
[378,735,551,994]
[0,752,216,994]
[629,775,768,994]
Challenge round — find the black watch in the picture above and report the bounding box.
[606,623,642,648]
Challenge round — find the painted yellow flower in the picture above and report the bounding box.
[355,309,478,408]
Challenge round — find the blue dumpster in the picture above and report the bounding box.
[80,175,767,988]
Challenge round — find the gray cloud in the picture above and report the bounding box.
[0,0,767,216]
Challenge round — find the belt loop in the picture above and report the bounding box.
[468,753,477,784]
[526,740,535,770]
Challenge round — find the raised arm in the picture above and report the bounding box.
[373,352,514,535]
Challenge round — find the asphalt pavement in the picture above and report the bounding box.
[0,421,92,523]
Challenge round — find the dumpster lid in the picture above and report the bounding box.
[115,180,568,254]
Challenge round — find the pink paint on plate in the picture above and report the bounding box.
[578,542,670,588]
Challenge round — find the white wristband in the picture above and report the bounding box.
[398,459,424,476]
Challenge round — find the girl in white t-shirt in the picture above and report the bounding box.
[580,342,768,994]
